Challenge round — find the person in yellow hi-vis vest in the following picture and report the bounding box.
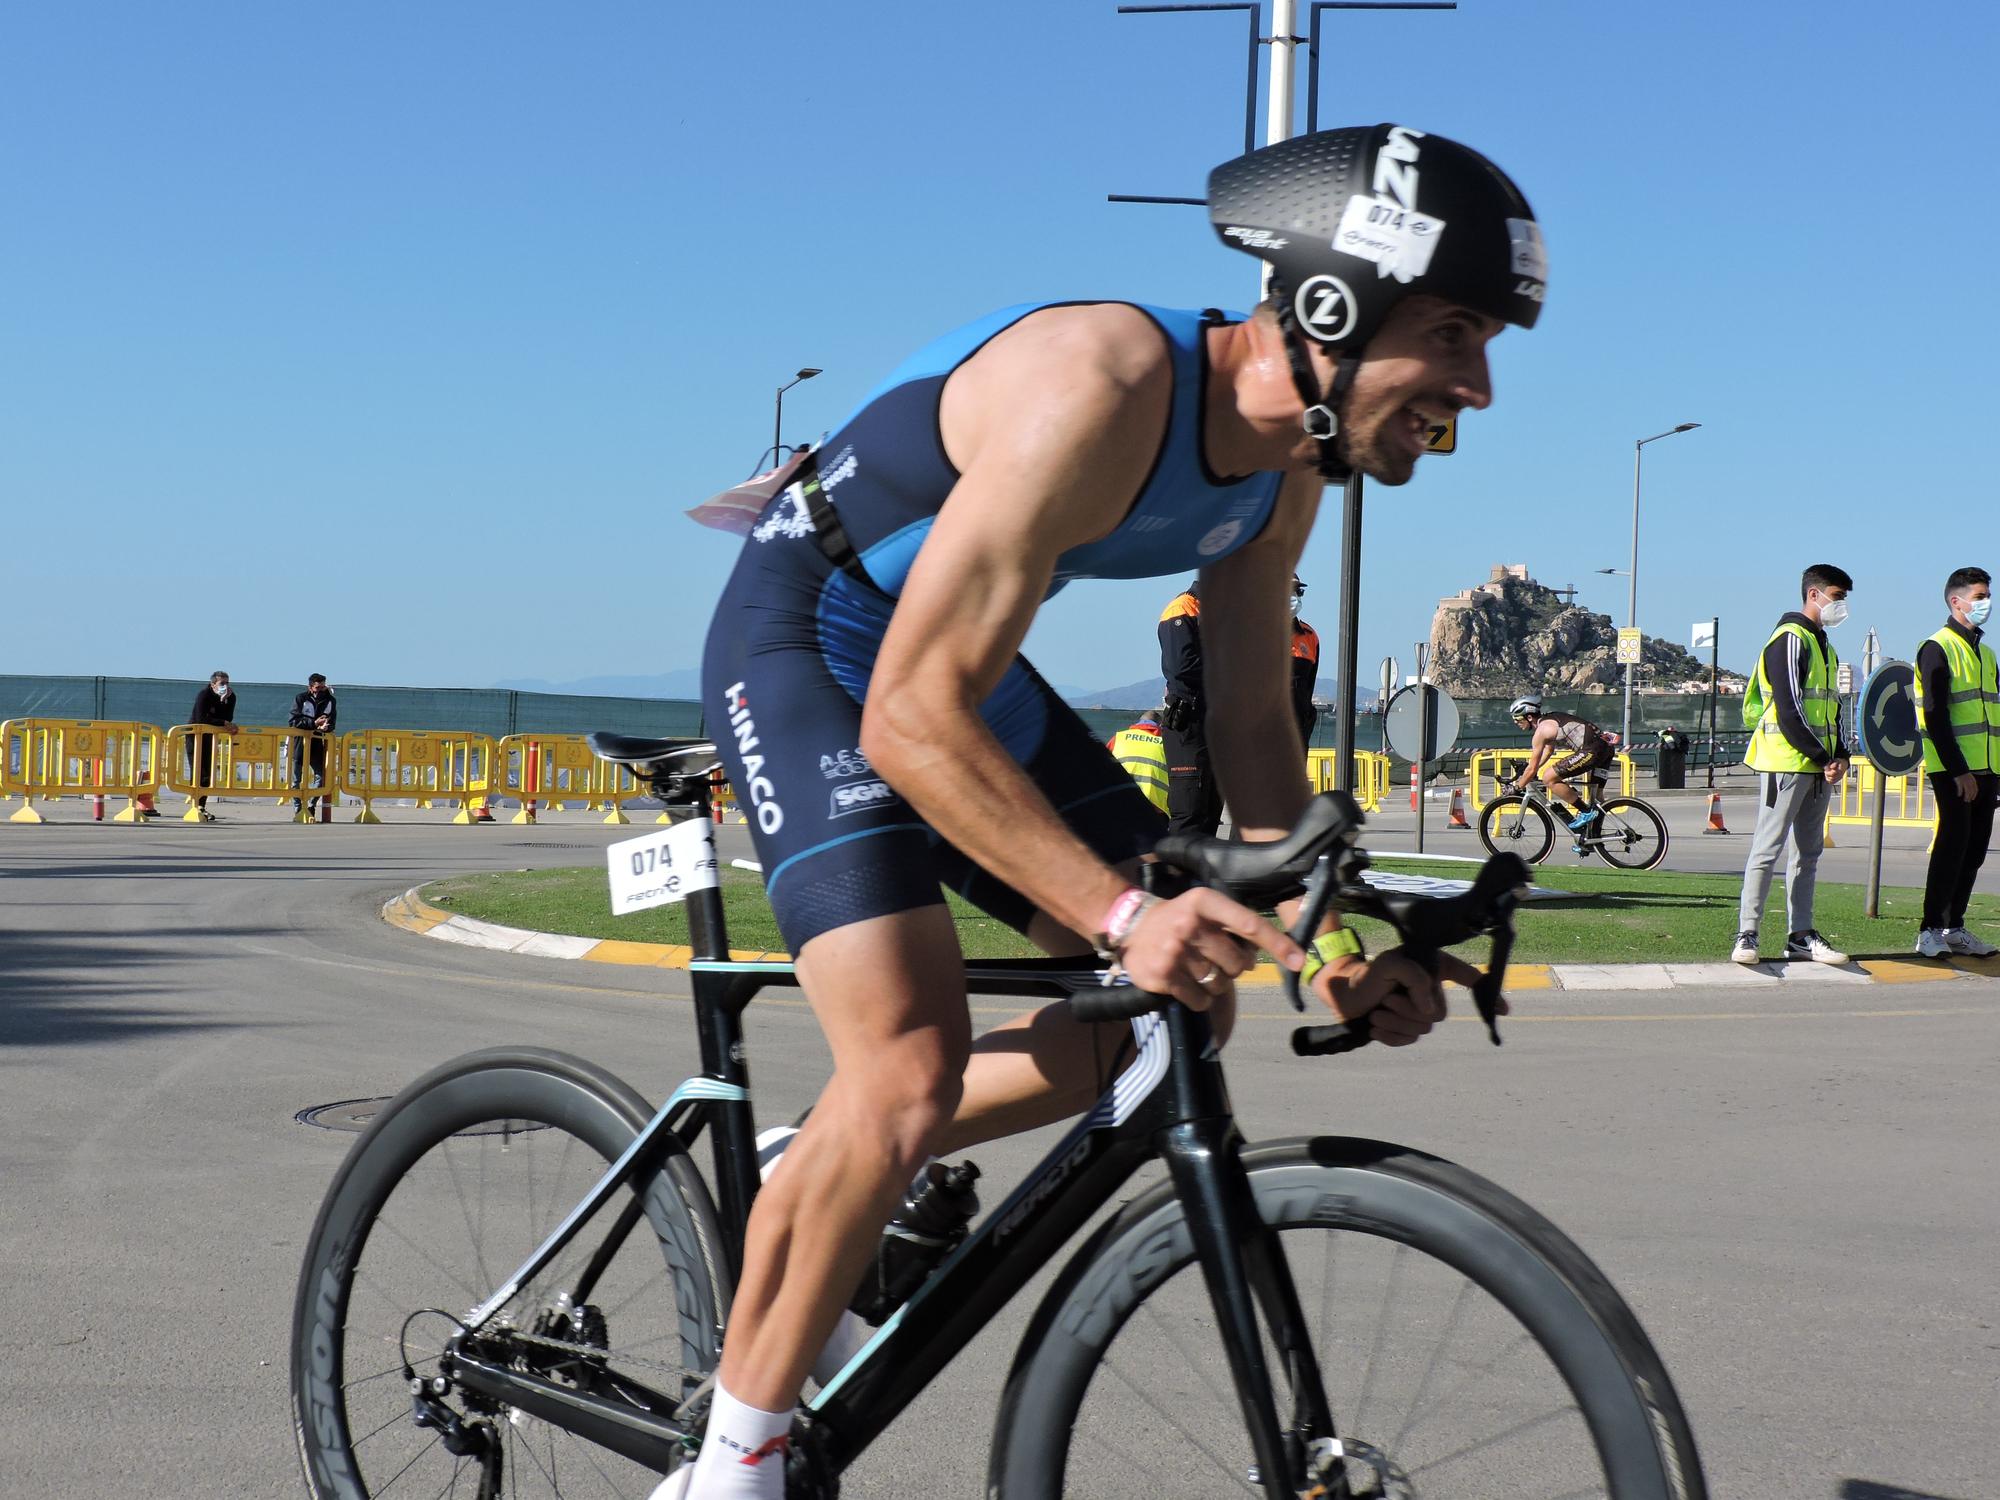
[1106,708,1170,813]
[1731,564,1854,967]
[1913,566,2000,959]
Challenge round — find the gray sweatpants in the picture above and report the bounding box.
[1737,770,1831,935]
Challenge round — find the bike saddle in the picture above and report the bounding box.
[587,733,720,776]
[1154,792,1364,906]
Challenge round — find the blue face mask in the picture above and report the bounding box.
[1967,597,1992,628]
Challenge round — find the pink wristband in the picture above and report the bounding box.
[1100,887,1149,950]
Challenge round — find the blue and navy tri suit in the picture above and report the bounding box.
[701,302,1285,950]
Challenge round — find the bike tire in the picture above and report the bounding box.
[990,1137,1705,1500]
[1477,793,1555,865]
[1593,798,1670,871]
[292,1047,730,1500]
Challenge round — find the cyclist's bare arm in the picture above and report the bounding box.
[862,304,1304,1006]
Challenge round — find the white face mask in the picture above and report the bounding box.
[1817,597,1849,630]
[1964,597,1992,628]
[214,682,232,696]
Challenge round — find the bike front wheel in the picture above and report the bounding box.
[291,1047,730,1500]
[1592,798,1670,870]
[1477,793,1555,864]
[991,1137,1705,1500]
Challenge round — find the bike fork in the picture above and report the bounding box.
[1162,1120,1337,1498]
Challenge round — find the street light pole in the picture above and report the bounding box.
[1622,422,1702,752]
[772,367,823,471]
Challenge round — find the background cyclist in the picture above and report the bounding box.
[1507,694,1615,842]
[676,124,1547,1500]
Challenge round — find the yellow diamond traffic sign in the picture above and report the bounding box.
[1423,416,1456,454]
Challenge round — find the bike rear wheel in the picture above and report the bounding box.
[291,1047,729,1500]
[991,1138,1704,1499]
[1477,794,1555,865]
[1592,798,1670,871]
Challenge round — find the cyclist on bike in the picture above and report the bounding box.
[677,124,1547,1498]
[1507,695,1615,843]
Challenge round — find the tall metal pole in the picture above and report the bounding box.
[1622,440,1642,752]
[1413,642,1429,854]
[1333,476,1363,791]
[1705,615,1719,789]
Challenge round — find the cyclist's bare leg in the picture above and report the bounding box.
[1539,766,1583,808]
[932,895,1238,1156]
[716,905,973,1411]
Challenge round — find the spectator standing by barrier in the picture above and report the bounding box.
[1731,565,1854,966]
[1289,573,1321,747]
[186,670,237,820]
[289,672,338,818]
[1105,707,1170,813]
[1914,567,2000,958]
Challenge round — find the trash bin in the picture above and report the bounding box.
[1655,728,1688,790]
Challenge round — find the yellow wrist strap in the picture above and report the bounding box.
[1300,927,1365,984]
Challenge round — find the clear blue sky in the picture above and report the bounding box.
[3,1,1994,696]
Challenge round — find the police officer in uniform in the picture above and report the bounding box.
[1289,574,1322,747]
[1731,564,1853,965]
[1157,579,1223,837]
[1913,566,2000,958]
[1159,575,1319,836]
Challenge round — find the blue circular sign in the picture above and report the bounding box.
[1858,662,1923,776]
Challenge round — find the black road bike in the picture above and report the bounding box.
[1476,766,1670,871]
[292,736,1705,1499]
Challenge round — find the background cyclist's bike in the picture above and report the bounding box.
[292,735,1705,1499]
[1478,766,1670,870]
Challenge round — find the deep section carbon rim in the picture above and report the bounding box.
[292,1050,725,1499]
[1477,795,1554,865]
[1591,799,1669,871]
[993,1140,1703,1500]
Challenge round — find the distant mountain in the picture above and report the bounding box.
[1065,676,1166,710]
[494,671,703,698]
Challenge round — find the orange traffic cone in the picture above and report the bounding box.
[1702,791,1730,834]
[1447,786,1471,829]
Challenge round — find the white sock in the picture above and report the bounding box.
[656,1384,792,1500]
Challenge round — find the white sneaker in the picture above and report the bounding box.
[1943,927,1999,957]
[1915,928,1952,959]
[1729,931,1760,965]
[1783,930,1848,965]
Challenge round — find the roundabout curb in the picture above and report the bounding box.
[380,887,2000,992]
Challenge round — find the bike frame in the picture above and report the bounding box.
[441,808,1335,1495]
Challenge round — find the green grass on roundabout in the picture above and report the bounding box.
[421,858,2000,968]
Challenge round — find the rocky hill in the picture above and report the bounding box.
[1430,565,1744,698]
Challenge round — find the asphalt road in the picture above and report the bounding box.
[2,806,1995,1499]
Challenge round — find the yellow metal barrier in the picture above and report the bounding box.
[1824,756,1937,848]
[1305,749,1391,811]
[339,729,496,824]
[494,734,649,824]
[2,718,166,822]
[1468,748,1634,810]
[163,724,340,821]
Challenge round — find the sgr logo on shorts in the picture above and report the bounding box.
[828,778,898,818]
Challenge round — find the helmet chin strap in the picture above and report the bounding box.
[1277,304,1359,482]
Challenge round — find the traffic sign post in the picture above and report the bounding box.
[1857,662,1922,918]
[1385,660,1460,857]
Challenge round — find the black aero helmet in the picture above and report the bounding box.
[1208,124,1547,474]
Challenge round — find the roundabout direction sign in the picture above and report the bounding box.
[1857,661,1922,776]
[1384,683,1460,770]
[1854,660,1921,915]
